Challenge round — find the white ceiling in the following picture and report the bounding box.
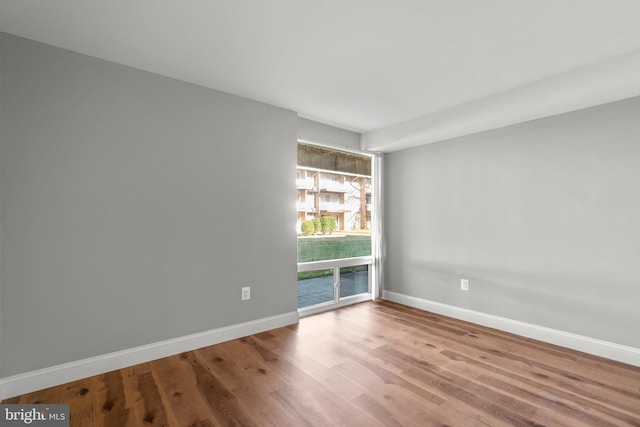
[2,1,640,147]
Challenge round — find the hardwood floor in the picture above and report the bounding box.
[4,300,640,426]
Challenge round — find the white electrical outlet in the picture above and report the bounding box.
[461,279,469,291]
[241,286,251,301]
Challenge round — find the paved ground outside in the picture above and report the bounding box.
[298,270,369,308]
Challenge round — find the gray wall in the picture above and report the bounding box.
[0,33,298,377]
[0,32,4,375]
[385,96,640,348]
[297,117,361,150]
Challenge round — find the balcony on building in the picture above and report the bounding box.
[318,174,350,193]
[319,202,349,212]
[297,200,316,212]
[365,182,372,194]
[296,177,315,190]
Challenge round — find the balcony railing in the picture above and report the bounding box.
[296,178,315,190]
[297,201,316,211]
[318,181,350,192]
[319,202,347,212]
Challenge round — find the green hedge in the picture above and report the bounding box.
[301,220,315,236]
[302,216,337,235]
[319,216,336,235]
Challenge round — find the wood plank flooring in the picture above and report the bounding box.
[4,300,640,426]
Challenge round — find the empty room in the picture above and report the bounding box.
[1,1,639,426]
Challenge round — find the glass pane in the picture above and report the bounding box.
[339,265,369,298]
[297,269,334,308]
[297,143,372,263]
[298,234,371,263]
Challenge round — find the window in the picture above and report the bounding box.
[296,142,375,314]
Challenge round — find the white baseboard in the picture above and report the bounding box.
[0,311,299,400]
[383,290,640,368]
